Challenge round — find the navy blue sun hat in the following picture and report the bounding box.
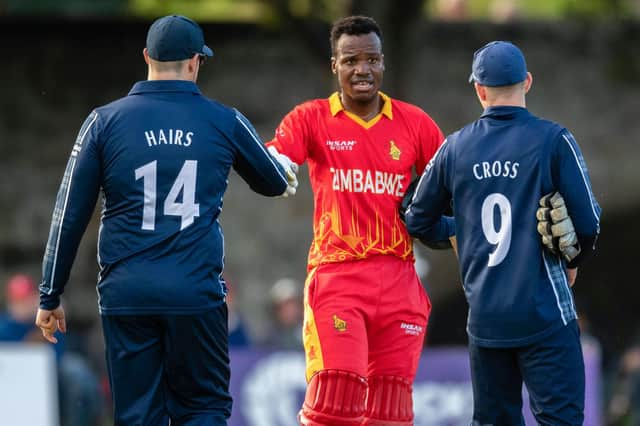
[146,15,213,62]
[468,41,527,87]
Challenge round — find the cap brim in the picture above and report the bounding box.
[468,73,475,83]
[202,45,214,57]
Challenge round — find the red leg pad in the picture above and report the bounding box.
[298,369,367,426]
[363,375,414,425]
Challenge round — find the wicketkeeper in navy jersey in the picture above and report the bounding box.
[35,15,298,426]
[406,41,601,425]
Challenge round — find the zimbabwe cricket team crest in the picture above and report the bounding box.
[389,140,401,160]
[332,314,347,332]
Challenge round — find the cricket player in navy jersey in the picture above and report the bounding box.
[406,41,601,425]
[34,15,298,426]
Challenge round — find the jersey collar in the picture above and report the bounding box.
[480,106,531,120]
[128,80,202,96]
[329,91,393,126]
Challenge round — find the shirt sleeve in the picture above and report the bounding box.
[551,130,601,267]
[415,113,445,175]
[231,109,289,196]
[40,111,102,310]
[265,104,311,165]
[405,139,455,242]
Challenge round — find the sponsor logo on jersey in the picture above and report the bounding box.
[389,140,401,160]
[400,322,424,336]
[326,140,357,151]
[332,314,347,332]
[330,168,406,196]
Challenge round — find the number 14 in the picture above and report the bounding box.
[135,160,200,231]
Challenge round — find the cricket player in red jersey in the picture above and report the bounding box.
[267,16,445,426]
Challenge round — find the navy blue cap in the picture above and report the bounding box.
[468,41,527,87]
[146,15,213,62]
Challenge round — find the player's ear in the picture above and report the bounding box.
[474,83,487,102]
[380,53,385,71]
[331,56,337,74]
[524,72,533,94]
[143,48,150,65]
[187,54,198,73]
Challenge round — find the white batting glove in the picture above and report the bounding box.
[268,146,299,197]
[536,192,581,262]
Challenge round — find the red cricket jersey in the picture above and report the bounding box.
[268,92,443,268]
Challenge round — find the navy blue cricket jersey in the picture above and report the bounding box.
[40,80,288,315]
[406,106,601,347]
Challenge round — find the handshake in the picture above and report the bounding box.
[268,146,299,197]
[536,192,580,263]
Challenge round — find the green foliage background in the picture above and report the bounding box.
[1,0,637,21]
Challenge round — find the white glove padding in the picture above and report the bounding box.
[536,192,581,262]
[267,146,299,197]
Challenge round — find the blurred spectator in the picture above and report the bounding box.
[434,0,469,21]
[263,277,303,350]
[225,278,252,348]
[0,274,103,426]
[488,0,521,22]
[607,334,640,425]
[0,273,56,345]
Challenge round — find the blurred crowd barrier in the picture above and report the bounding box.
[0,343,59,426]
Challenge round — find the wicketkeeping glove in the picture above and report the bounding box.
[536,192,581,262]
[267,146,299,197]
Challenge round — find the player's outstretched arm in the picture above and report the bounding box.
[267,146,299,197]
[231,109,294,197]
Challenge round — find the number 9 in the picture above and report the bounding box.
[481,193,512,267]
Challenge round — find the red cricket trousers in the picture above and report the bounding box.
[303,255,431,382]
